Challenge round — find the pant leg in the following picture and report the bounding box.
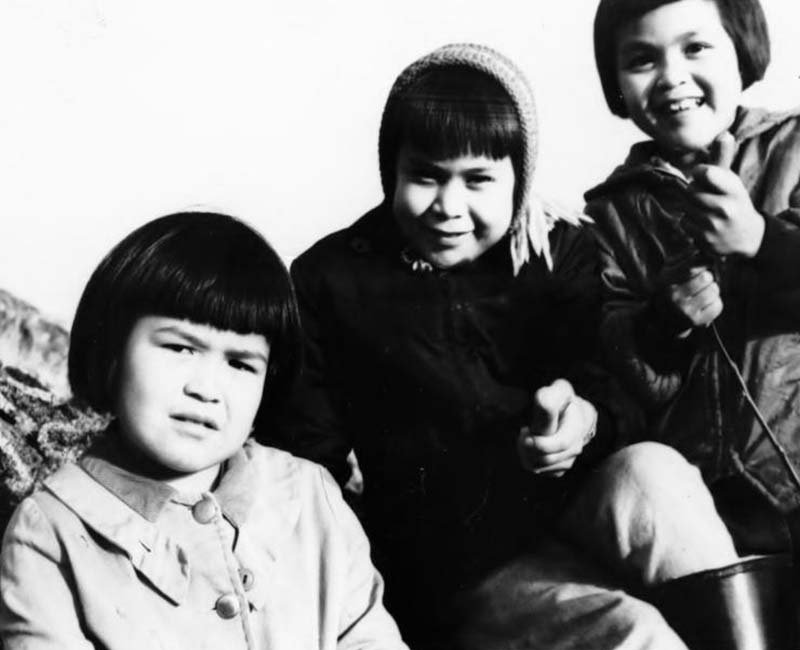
[558,442,739,587]
[451,537,688,650]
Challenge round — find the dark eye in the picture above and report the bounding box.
[162,343,194,354]
[622,52,655,71]
[407,166,441,184]
[229,359,257,373]
[685,41,711,56]
[466,174,494,187]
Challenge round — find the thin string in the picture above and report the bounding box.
[710,322,800,491]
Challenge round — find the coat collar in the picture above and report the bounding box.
[44,462,190,605]
[350,203,521,277]
[43,438,302,608]
[584,105,800,201]
[75,433,277,527]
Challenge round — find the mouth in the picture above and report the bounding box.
[657,97,704,116]
[421,223,472,239]
[171,414,219,431]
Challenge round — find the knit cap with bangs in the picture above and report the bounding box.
[378,43,551,273]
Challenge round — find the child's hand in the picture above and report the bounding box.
[664,265,723,335]
[684,132,765,258]
[518,379,597,477]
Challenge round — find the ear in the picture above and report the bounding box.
[614,91,630,119]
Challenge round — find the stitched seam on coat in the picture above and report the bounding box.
[210,496,255,649]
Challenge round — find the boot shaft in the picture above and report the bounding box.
[651,554,796,650]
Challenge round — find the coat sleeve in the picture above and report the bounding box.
[316,468,409,650]
[585,199,691,414]
[0,497,94,650]
[751,197,800,296]
[746,113,800,294]
[546,221,645,455]
[272,253,353,486]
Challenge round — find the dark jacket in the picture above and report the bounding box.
[585,106,800,514]
[275,203,625,637]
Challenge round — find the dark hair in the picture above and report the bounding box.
[594,0,771,117]
[380,65,523,207]
[68,211,301,432]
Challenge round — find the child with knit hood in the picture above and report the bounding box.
[276,44,761,650]
[585,0,800,646]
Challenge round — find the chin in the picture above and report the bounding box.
[158,450,218,474]
[654,129,715,157]
[428,251,470,270]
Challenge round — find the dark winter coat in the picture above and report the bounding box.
[275,203,627,638]
[585,106,800,515]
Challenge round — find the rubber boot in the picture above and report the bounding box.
[650,554,796,649]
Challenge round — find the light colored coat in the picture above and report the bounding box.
[0,439,407,650]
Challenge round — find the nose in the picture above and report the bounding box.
[656,51,690,89]
[184,358,221,403]
[433,180,468,219]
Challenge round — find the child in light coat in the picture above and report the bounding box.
[0,212,407,650]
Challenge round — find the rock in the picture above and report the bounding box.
[0,288,71,399]
[0,289,108,533]
[0,366,108,529]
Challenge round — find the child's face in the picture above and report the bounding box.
[615,0,742,159]
[115,316,269,483]
[392,146,515,269]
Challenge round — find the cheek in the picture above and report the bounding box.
[116,373,154,428]
[117,356,173,422]
[617,74,648,112]
[393,183,430,220]
[717,62,743,110]
[475,190,514,235]
[236,373,266,409]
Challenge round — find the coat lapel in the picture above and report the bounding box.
[44,463,191,606]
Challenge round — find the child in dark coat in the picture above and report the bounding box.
[277,43,787,650]
[586,0,800,646]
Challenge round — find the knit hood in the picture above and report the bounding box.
[378,43,556,273]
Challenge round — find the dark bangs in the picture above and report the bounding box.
[116,218,293,339]
[69,212,301,422]
[595,0,770,117]
[397,66,521,161]
[382,66,522,197]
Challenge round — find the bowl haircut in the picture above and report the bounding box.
[68,211,301,433]
[594,0,771,118]
[379,65,524,208]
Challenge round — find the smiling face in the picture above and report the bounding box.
[115,316,269,490]
[392,146,515,269]
[615,0,742,165]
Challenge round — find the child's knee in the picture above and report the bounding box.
[598,442,706,503]
[569,442,722,543]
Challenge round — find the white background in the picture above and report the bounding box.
[2,0,799,324]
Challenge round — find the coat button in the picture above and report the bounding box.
[215,593,240,619]
[192,496,218,524]
[239,568,255,591]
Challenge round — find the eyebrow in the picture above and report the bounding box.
[618,30,705,54]
[403,155,497,174]
[403,155,442,169]
[153,325,269,364]
[227,348,270,365]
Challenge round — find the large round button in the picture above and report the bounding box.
[192,496,218,524]
[215,593,240,619]
[239,568,255,591]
